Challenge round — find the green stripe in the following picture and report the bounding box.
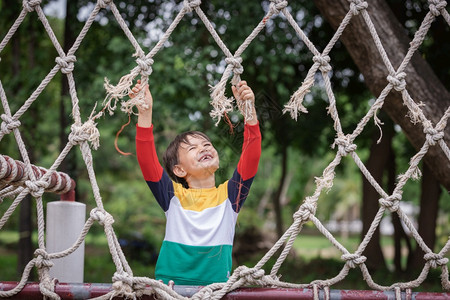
[156,241,232,285]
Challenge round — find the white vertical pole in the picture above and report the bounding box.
[46,200,86,283]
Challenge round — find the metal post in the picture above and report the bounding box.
[46,198,86,283]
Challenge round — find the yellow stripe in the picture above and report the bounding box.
[173,181,229,212]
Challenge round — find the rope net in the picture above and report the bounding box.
[0,0,449,299]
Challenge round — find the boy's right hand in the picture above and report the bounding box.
[130,79,153,113]
[232,80,255,104]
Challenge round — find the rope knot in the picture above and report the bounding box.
[112,272,135,298]
[34,249,54,269]
[424,253,449,268]
[428,0,447,16]
[23,0,41,12]
[194,286,215,299]
[424,127,444,146]
[113,272,134,287]
[183,0,201,12]
[387,72,407,91]
[69,120,100,149]
[237,266,265,283]
[0,114,21,135]
[333,134,357,156]
[313,55,332,73]
[349,0,368,15]
[98,0,113,9]
[136,56,154,77]
[379,193,402,212]
[293,202,316,222]
[342,253,367,268]
[25,179,49,198]
[269,0,288,15]
[90,208,114,226]
[55,55,76,74]
[225,56,244,76]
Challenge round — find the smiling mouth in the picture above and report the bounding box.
[199,154,213,162]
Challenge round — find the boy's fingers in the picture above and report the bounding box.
[243,93,252,100]
[240,88,250,96]
[242,90,255,100]
[168,280,175,289]
[232,85,240,98]
[132,83,143,93]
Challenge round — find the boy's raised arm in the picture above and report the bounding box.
[228,81,261,212]
[133,80,163,182]
[233,81,261,180]
[134,81,173,211]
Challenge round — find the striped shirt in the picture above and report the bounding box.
[136,123,261,285]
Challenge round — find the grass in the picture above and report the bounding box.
[292,234,381,260]
[0,231,446,293]
[0,230,20,245]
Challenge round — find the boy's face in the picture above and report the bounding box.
[174,135,219,180]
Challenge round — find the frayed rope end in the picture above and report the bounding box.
[103,72,138,115]
[209,83,234,126]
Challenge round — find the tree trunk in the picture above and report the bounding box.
[314,0,450,190]
[384,129,412,272]
[409,163,441,270]
[273,145,288,239]
[60,0,78,195]
[16,18,35,280]
[17,195,33,279]
[361,119,394,270]
[390,197,414,273]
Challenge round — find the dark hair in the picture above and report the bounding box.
[163,131,211,189]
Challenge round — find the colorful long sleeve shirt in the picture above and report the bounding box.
[136,123,261,285]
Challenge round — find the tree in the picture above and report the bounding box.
[314,0,449,270]
[59,0,79,195]
[314,0,450,188]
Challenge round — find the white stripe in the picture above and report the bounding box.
[164,197,237,246]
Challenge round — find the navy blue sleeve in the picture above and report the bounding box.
[227,169,255,213]
[146,170,174,212]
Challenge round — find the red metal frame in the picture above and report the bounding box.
[0,282,448,299]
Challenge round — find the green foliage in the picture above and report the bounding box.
[0,11,61,161]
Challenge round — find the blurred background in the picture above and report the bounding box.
[0,0,449,291]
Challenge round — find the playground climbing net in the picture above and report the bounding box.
[0,0,449,299]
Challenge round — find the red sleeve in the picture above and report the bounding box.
[136,124,164,182]
[237,122,262,181]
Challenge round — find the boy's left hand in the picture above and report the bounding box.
[232,81,255,104]
[232,80,258,125]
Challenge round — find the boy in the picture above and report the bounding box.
[133,80,261,285]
